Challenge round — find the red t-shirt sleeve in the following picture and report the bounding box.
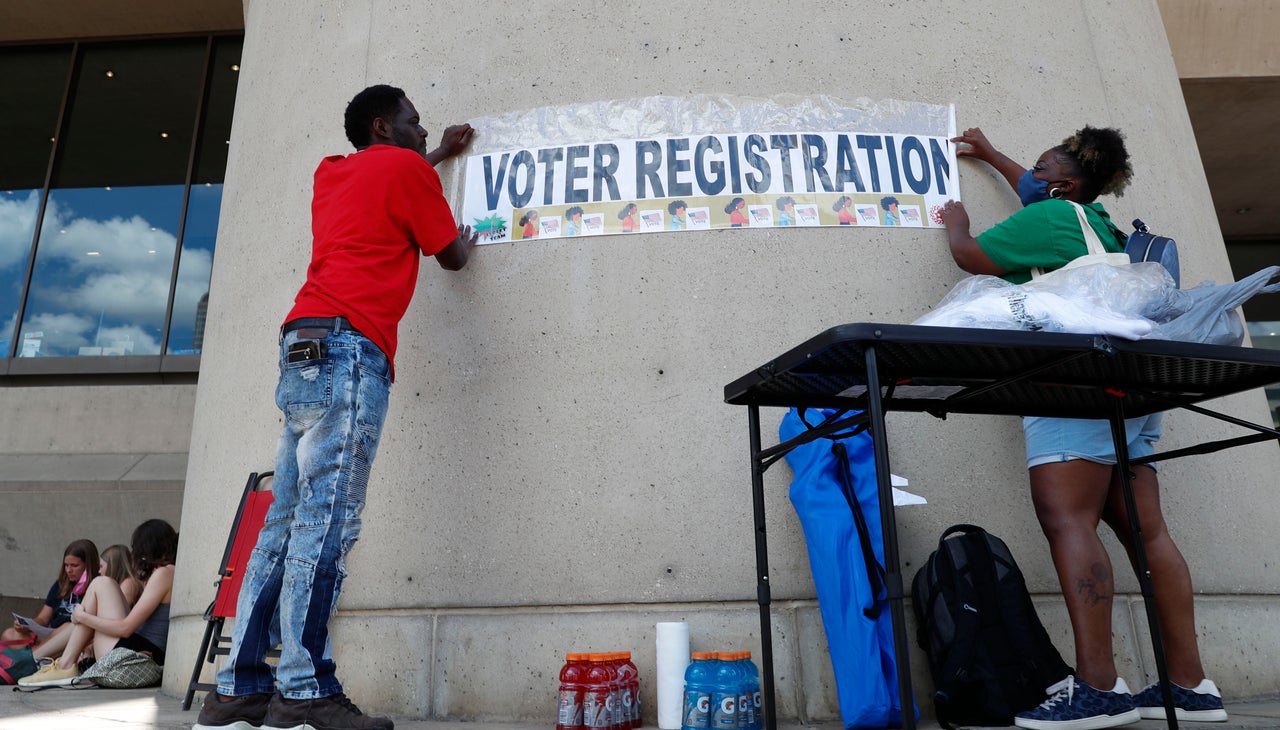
[388,154,458,257]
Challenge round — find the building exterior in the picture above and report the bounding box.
[1,0,1277,723]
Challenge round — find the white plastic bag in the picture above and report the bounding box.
[914,261,1172,339]
[915,261,1280,345]
[1150,266,1280,346]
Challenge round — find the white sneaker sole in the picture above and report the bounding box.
[1137,706,1229,722]
[17,675,78,688]
[1015,708,1141,730]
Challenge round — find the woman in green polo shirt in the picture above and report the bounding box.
[939,127,1227,730]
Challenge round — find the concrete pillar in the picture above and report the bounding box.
[171,0,1280,721]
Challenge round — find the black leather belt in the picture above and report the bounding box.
[281,316,366,339]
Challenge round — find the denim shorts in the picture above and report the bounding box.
[1023,413,1162,469]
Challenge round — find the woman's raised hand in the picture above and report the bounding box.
[952,127,998,162]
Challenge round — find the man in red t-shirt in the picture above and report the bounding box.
[197,84,478,730]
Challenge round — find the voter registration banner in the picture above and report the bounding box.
[457,97,958,243]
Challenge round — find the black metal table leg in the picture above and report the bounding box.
[748,405,778,730]
[1108,399,1178,730]
[864,343,917,730]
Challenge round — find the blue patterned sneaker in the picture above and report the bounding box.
[1014,676,1141,730]
[1133,678,1228,722]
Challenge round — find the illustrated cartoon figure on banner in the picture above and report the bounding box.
[618,203,639,232]
[519,210,539,239]
[881,196,900,226]
[565,206,584,236]
[776,196,796,226]
[668,200,688,230]
[725,197,748,227]
[834,196,855,225]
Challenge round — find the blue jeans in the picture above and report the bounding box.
[217,328,391,699]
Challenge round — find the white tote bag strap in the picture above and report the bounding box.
[1030,201,1126,279]
[1067,200,1107,255]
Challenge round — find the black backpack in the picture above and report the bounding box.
[911,524,1072,729]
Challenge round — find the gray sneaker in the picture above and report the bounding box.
[193,691,273,730]
[262,692,394,730]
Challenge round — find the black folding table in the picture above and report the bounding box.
[723,323,1280,730]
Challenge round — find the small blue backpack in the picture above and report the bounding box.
[1126,219,1180,287]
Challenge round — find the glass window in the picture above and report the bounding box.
[0,44,72,358]
[169,37,242,355]
[1246,321,1280,427]
[1227,239,1280,428]
[17,39,204,358]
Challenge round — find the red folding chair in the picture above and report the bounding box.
[183,470,277,710]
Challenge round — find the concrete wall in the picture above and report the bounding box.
[1158,0,1280,78]
[0,385,192,602]
[170,0,1280,722]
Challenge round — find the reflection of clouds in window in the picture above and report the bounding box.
[18,311,94,355]
[30,194,211,327]
[0,191,40,269]
[1,311,15,343]
[41,197,176,271]
[22,311,160,357]
[18,188,215,356]
[173,247,214,319]
[30,265,172,325]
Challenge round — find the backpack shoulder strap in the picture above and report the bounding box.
[930,531,992,717]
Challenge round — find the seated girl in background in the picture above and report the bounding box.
[19,519,178,687]
[2,539,99,662]
[99,544,141,608]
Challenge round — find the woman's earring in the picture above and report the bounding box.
[1049,187,1063,199]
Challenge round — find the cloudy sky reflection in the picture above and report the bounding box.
[3,185,216,357]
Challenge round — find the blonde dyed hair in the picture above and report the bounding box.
[1057,125,1133,200]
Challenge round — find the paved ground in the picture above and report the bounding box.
[2,686,1280,722]
[1,686,1279,730]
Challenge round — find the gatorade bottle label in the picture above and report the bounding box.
[710,692,737,730]
[584,689,611,729]
[737,688,752,729]
[621,688,634,723]
[558,689,584,727]
[681,690,711,730]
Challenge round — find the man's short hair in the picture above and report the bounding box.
[344,84,406,149]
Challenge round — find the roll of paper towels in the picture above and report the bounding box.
[656,622,691,729]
